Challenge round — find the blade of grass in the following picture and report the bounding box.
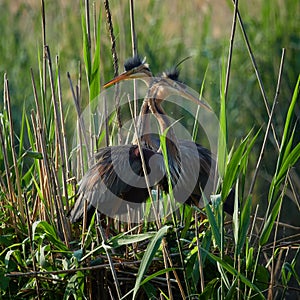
[97,222,122,299]
[90,9,101,101]
[217,54,228,178]
[4,74,25,222]
[236,195,252,255]
[204,249,265,299]
[204,195,221,249]
[132,225,171,300]
[0,120,16,224]
[56,55,70,210]
[192,65,208,142]
[81,0,92,85]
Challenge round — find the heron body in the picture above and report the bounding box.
[69,56,233,224]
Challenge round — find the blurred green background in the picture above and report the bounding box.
[0,0,299,223]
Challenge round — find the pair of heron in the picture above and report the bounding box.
[69,56,233,223]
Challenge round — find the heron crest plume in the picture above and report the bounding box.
[124,55,148,71]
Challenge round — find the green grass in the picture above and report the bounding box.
[0,0,299,299]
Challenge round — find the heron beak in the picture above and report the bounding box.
[165,82,212,112]
[103,70,135,88]
[180,89,212,112]
[103,66,150,88]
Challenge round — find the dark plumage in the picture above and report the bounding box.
[160,67,180,82]
[124,55,147,72]
[69,145,164,223]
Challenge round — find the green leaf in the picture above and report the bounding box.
[275,142,300,186]
[236,196,252,255]
[180,205,193,238]
[140,267,175,286]
[199,278,219,299]
[143,282,157,299]
[64,271,85,299]
[204,195,221,249]
[246,246,254,271]
[281,127,295,165]
[221,134,249,200]
[282,260,300,286]
[132,225,171,299]
[280,75,300,156]
[18,107,26,158]
[260,196,282,246]
[109,232,156,248]
[0,267,10,291]
[224,277,237,300]
[218,54,228,177]
[81,2,91,85]
[269,76,300,201]
[90,9,102,101]
[204,249,264,299]
[32,221,69,252]
[24,150,43,159]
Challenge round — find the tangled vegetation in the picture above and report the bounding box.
[0,0,299,299]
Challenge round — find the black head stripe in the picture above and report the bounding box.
[160,56,191,82]
[124,55,144,71]
[163,67,180,81]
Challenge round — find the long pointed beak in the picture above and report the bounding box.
[179,88,212,112]
[165,82,212,112]
[103,67,152,88]
[103,70,135,88]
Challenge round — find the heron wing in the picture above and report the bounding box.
[69,145,164,222]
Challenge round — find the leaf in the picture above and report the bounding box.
[0,267,10,291]
[204,195,221,249]
[132,225,171,299]
[64,271,85,300]
[109,232,156,248]
[275,142,300,186]
[81,2,91,84]
[199,278,219,299]
[32,221,69,252]
[24,151,43,159]
[203,249,264,299]
[280,75,300,156]
[221,134,249,200]
[90,9,101,101]
[218,54,228,177]
[224,277,237,300]
[282,261,300,286]
[180,205,193,238]
[236,196,252,255]
[269,76,300,201]
[140,268,175,286]
[246,246,254,271]
[260,196,282,246]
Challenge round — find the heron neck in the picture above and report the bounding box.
[148,97,179,158]
[132,100,155,148]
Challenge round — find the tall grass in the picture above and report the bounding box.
[0,0,299,299]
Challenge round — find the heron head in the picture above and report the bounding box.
[152,69,212,112]
[103,55,152,88]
